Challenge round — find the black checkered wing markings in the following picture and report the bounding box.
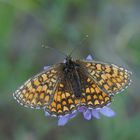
[13,65,61,109]
[77,60,131,95]
[45,77,80,116]
[77,70,112,108]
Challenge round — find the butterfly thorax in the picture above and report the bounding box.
[63,56,82,98]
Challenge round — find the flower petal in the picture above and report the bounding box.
[99,106,116,117]
[58,115,69,126]
[83,109,92,120]
[86,55,93,60]
[44,66,50,70]
[92,109,100,119]
[44,111,50,117]
[78,106,87,112]
[69,111,77,119]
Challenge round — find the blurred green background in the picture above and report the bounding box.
[0,0,140,140]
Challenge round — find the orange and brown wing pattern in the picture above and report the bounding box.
[78,71,112,108]
[77,60,132,95]
[13,65,61,109]
[45,78,80,116]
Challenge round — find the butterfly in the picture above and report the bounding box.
[13,55,132,117]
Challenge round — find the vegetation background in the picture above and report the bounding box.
[0,0,140,140]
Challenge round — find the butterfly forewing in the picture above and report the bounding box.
[77,60,131,95]
[13,64,61,109]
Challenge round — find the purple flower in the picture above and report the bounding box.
[44,106,115,126]
[58,111,77,126]
[86,54,93,60]
[44,66,50,70]
[57,106,115,126]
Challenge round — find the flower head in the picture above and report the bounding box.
[44,105,115,126]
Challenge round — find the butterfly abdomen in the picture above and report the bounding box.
[63,57,82,98]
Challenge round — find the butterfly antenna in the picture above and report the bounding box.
[69,34,89,57]
[42,44,66,57]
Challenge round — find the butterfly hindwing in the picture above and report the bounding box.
[45,76,80,116]
[77,69,112,108]
[77,60,131,95]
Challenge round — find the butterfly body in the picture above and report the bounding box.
[13,55,132,116]
[63,56,82,98]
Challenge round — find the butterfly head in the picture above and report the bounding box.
[63,55,80,74]
[64,55,73,66]
[65,55,72,64]
[63,55,76,73]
